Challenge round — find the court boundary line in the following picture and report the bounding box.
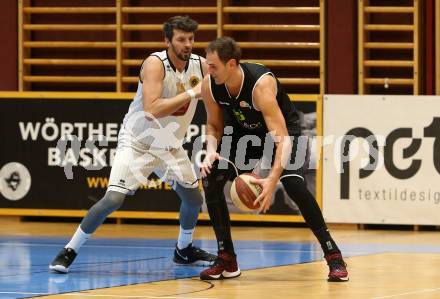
[371,287,440,299]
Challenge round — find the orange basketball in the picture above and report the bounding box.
[230,173,263,212]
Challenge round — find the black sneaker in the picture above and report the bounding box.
[49,248,77,273]
[173,243,216,266]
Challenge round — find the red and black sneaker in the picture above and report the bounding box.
[200,251,241,280]
[325,252,349,282]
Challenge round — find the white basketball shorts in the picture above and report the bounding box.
[107,129,199,195]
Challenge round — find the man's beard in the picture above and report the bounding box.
[177,53,190,61]
[171,44,191,61]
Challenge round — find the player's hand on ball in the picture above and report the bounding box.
[250,176,277,213]
[201,152,220,178]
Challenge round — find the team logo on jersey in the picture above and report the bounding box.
[189,76,200,88]
[0,162,31,201]
[239,101,251,109]
[232,108,246,121]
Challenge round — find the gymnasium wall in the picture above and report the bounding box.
[0,1,18,90]
[2,1,438,94]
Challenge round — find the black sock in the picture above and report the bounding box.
[217,235,235,255]
[313,227,340,255]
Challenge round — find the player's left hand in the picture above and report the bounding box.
[200,151,220,178]
[250,176,277,213]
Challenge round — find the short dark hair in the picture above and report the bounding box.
[206,36,241,64]
[163,16,198,41]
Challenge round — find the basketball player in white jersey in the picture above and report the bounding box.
[49,16,216,273]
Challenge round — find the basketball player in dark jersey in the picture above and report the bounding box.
[198,37,348,282]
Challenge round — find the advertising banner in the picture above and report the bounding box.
[0,93,319,222]
[323,95,440,225]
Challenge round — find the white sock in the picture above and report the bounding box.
[177,227,194,250]
[65,226,91,253]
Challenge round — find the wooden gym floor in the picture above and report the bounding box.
[0,217,439,299]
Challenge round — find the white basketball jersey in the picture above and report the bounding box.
[122,50,203,148]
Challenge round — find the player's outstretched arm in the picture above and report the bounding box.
[141,56,198,118]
